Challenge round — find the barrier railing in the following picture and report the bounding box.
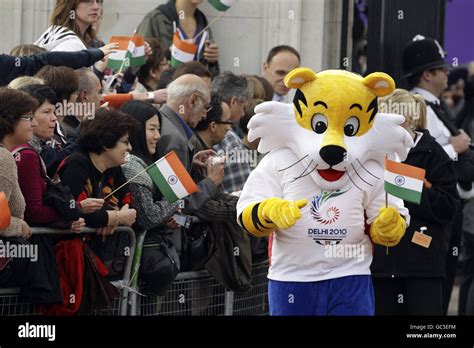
[0,227,269,316]
[0,226,136,316]
[130,262,269,316]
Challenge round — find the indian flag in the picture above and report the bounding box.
[108,33,146,70]
[384,158,425,205]
[208,0,236,11]
[147,151,198,202]
[171,32,198,67]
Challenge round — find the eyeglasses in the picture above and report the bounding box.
[118,139,130,146]
[195,94,213,113]
[20,114,34,122]
[214,120,233,125]
[80,0,104,4]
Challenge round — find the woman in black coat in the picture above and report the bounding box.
[371,89,460,315]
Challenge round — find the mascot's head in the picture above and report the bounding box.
[284,68,395,189]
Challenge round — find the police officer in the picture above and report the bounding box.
[403,34,474,314]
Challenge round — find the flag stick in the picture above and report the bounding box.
[103,158,157,200]
[193,11,225,40]
[116,30,137,75]
[385,190,389,255]
[385,154,389,255]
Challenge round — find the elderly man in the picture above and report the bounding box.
[155,74,224,265]
[60,68,103,138]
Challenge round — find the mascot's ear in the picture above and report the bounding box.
[284,67,317,89]
[363,72,395,97]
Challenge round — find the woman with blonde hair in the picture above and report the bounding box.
[371,88,460,315]
[7,76,45,90]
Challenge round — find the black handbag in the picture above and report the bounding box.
[140,232,180,296]
[42,176,82,221]
[12,146,82,221]
[181,222,209,272]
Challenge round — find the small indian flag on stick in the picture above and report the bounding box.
[108,33,146,70]
[208,0,236,11]
[147,151,198,202]
[384,158,425,205]
[171,32,198,67]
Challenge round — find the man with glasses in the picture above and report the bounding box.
[156,74,224,256]
[403,35,474,315]
[211,71,253,193]
[193,92,232,162]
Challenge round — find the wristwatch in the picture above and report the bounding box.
[147,92,154,101]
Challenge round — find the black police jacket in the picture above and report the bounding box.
[371,129,460,278]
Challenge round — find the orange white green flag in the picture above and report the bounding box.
[108,33,146,70]
[171,32,198,67]
[384,157,425,205]
[146,151,198,202]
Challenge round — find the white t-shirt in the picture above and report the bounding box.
[35,26,87,52]
[237,148,409,282]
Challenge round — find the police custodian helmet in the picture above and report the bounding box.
[402,34,451,78]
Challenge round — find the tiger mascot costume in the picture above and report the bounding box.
[237,68,413,315]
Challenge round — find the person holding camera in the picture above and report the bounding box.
[156,74,223,262]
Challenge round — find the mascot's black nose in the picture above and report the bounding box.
[319,145,346,166]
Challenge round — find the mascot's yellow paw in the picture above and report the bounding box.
[370,206,406,247]
[240,198,307,236]
[260,198,308,230]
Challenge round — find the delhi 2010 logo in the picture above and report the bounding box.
[310,190,347,225]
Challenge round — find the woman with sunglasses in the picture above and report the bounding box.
[35,0,104,52]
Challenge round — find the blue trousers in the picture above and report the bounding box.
[268,275,374,316]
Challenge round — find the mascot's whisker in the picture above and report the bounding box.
[344,166,363,191]
[350,162,373,187]
[356,159,380,179]
[278,154,309,172]
[291,162,318,183]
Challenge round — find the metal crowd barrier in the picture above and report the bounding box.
[0,227,270,316]
[0,226,136,316]
[130,262,269,316]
